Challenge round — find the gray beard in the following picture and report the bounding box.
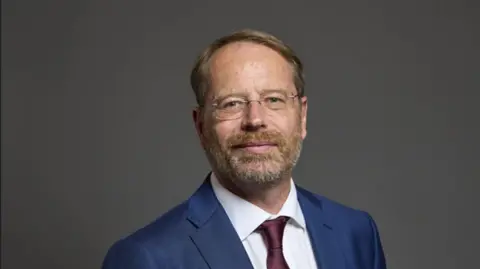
[204,137,303,189]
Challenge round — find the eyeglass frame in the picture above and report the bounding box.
[198,91,301,120]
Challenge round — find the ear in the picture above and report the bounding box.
[192,107,206,148]
[300,96,308,139]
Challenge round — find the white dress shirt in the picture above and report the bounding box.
[210,173,318,269]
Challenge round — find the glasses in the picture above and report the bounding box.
[207,92,299,120]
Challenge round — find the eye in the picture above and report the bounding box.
[219,100,243,109]
[265,96,285,103]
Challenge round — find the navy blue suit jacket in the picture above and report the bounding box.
[102,175,386,269]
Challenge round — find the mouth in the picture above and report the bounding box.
[232,142,277,153]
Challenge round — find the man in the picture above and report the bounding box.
[102,29,387,269]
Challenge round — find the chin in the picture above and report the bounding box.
[232,155,281,168]
[233,161,284,178]
[234,170,284,186]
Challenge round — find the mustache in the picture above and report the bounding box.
[227,131,286,148]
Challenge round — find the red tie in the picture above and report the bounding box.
[257,216,290,269]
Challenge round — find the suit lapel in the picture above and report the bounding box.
[297,187,347,269]
[187,175,254,269]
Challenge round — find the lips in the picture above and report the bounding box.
[234,142,276,147]
[232,142,277,149]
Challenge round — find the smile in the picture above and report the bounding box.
[233,142,277,153]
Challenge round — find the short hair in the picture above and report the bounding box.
[190,29,305,106]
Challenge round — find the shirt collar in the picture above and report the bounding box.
[210,172,306,241]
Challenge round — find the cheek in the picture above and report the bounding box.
[212,121,239,145]
[276,115,303,140]
[270,113,295,133]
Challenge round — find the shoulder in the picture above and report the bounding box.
[102,201,194,268]
[297,186,386,268]
[298,183,377,242]
[135,201,193,241]
[297,185,371,221]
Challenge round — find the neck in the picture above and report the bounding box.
[215,172,292,215]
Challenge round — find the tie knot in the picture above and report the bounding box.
[258,216,290,250]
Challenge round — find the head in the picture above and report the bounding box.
[191,29,308,190]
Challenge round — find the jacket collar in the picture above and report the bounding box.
[186,173,346,269]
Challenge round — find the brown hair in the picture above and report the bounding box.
[190,29,305,106]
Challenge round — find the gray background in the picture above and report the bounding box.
[2,0,478,268]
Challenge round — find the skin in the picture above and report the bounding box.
[193,41,308,214]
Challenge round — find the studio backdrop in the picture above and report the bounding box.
[2,1,478,269]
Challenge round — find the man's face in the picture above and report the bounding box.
[193,42,307,187]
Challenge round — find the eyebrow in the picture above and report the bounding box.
[213,88,292,100]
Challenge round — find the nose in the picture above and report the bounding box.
[241,100,266,131]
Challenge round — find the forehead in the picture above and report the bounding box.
[207,42,295,97]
